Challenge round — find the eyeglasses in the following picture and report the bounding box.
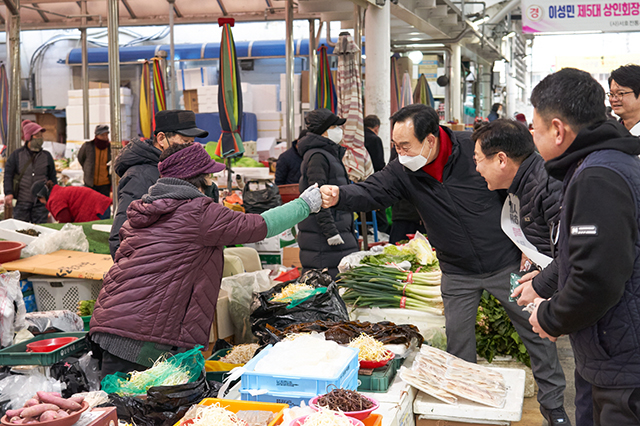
[472,152,496,165]
[607,91,635,100]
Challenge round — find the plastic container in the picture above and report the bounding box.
[205,348,234,382]
[240,368,359,406]
[310,394,379,420]
[357,362,398,393]
[31,276,102,311]
[0,332,87,365]
[26,336,79,352]
[1,401,89,426]
[359,351,394,369]
[362,414,382,426]
[277,184,300,203]
[241,345,360,395]
[197,398,288,426]
[0,219,58,244]
[0,241,26,263]
[291,414,364,426]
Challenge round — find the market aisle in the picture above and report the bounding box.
[513,335,576,426]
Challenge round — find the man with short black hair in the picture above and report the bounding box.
[529,67,640,425]
[320,104,569,425]
[363,114,385,172]
[108,110,208,257]
[608,64,640,135]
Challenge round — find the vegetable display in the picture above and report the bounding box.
[315,389,373,412]
[270,283,315,303]
[338,265,443,314]
[77,300,95,317]
[219,344,260,364]
[348,334,392,362]
[5,392,84,424]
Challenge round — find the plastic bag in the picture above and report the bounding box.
[251,270,349,343]
[106,373,222,426]
[221,270,274,344]
[78,351,101,391]
[243,180,282,214]
[25,310,84,334]
[0,270,26,348]
[23,223,89,257]
[101,346,205,395]
[50,356,91,397]
[338,245,385,273]
[0,371,65,412]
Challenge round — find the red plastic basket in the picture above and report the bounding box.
[278,184,300,204]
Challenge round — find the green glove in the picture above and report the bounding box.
[261,198,310,238]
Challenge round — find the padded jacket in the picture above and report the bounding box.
[91,178,268,349]
[108,138,161,258]
[275,140,303,185]
[336,126,520,276]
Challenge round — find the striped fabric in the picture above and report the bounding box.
[334,33,373,183]
[413,74,435,108]
[400,71,413,108]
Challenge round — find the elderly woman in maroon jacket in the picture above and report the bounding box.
[90,142,322,377]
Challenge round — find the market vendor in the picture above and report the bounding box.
[319,104,570,426]
[31,180,112,223]
[90,142,322,378]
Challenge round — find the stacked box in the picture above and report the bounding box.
[256,112,282,139]
[197,83,255,113]
[177,67,214,91]
[30,276,102,312]
[279,74,302,138]
[66,88,134,143]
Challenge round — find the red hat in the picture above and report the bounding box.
[22,120,45,142]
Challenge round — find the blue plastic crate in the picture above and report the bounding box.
[240,368,359,406]
[23,294,37,313]
[241,345,359,395]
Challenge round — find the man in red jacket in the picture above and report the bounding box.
[31,180,112,223]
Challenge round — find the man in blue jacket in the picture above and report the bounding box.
[321,104,570,425]
[529,68,640,425]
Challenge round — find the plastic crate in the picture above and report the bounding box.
[198,398,288,426]
[362,414,382,426]
[205,348,233,382]
[0,332,88,366]
[240,368,358,405]
[241,345,359,395]
[277,184,300,204]
[31,276,102,312]
[358,361,398,393]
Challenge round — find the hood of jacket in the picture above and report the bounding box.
[114,137,162,178]
[127,178,205,229]
[297,132,346,159]
[546,120,640,181]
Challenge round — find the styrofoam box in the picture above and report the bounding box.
[240,344,359,395]
[0,219,58,244]
[243,234,280,253]
[31,275,103,312]
[258,130,281,140]
[413,367,525,423]
[256,111,282,132]
[251,85,278,112]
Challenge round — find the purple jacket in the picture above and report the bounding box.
[90,179,267,348]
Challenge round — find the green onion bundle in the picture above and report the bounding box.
[337,265,443,314]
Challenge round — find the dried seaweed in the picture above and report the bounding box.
[316,388,373,412]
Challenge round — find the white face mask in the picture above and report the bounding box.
[399,140,433,172]
[326,127,343,144]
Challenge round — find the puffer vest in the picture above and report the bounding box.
[558,149,640,387]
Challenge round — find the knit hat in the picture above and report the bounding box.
[22,120,45,142]
[158,143,225,179]
[515,113,527,125]
[95,124,109,135]
[305,109,346,136]
[31,180,50,201]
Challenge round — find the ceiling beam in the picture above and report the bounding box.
[390,0,450,39]
[120,0,136,19]
[2,0,18,16]
[30,3,51,22]
[172,2,182,18]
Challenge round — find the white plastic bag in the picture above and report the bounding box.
[337,245,385,273]
[220,270,274,344]
[23,223,89,257]
[0,270,26,348]
[0,371,65,410]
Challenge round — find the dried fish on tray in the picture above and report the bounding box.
[399,345,507,408]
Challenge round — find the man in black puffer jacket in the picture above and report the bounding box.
[473,119,586,426]
[297,109,358,278]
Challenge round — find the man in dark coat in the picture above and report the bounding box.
[108,110,208,258]
[363,115,386,172]
[275,130,306,185]
[528,68,640,425]
[487,103,502,122]
[78,124,112,197]
[297,108,358,278]
[4,120,57,223]
[320,104,569,426]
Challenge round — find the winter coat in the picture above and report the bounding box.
[77,139,111,187]
[3,146,56,203]
[47,185,112,223]
[91,178,268,349]
[108,138,162,258]
[388,148,422,223]
[336,127,520,276]
[508,152,562,258]
[364,128,386,172]
[297,133,358,277]
[275,140,303,185]
[536,120,640,388]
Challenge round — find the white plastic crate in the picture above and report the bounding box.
[31,276,102,312]
[0,219,59,244]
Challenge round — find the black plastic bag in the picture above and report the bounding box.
[250,270,349,343]
[104,373,222,426]
[243,180,282,214]
[50,357,91,397]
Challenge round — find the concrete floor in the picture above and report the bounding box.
[513,335,577,426]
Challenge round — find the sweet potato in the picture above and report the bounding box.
[23,399,39,408]
[9,416,23,424]
[39,411,58,422]
[20,404,60,418]
[36,392,81,411]
[5,408,24,418]
[56,410,69,418]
